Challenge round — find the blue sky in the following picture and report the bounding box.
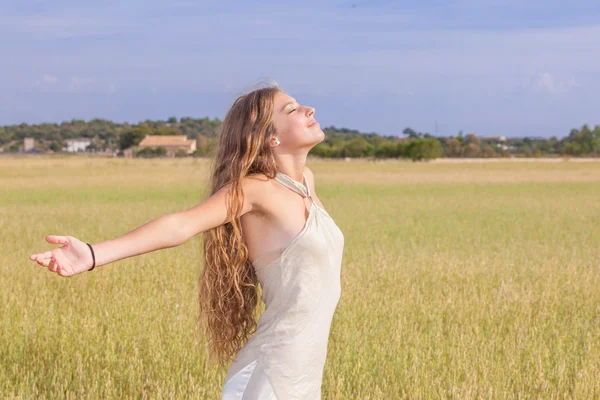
[2,1,599,138]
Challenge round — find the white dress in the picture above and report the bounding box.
[221,171,345,399]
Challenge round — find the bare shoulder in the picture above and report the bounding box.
[209,173,271,213]
[244,172,271,183]
[244,172,273,191]
[241,172,276,211]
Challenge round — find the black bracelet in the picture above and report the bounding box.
[86,243,96,271]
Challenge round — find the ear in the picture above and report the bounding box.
[269,137,280,147]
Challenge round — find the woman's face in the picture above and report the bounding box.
[270,92,324,150]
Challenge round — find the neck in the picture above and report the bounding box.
[273,152,308,182]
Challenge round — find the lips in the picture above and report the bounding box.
[308,120,319,127]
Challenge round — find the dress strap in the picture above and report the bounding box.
[274,171,314,203]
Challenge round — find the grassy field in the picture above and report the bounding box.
[2,156,600,399]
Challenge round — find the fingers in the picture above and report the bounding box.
[57,264,71,277]
[30,251,52,267]
[30,236,71,275]
[46,235,69,245]
[29,252,57,270]
[30,250,52,262]
[31,255,50,267]
[48,255,65,274]
[48,256,58,272]
[50,256,71,277]
[31,254,69,276]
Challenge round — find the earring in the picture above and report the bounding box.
[274,138,280,145]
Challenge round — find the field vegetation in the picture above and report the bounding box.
[2,157,599,399]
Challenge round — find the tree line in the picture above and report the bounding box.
[1,117,599,160]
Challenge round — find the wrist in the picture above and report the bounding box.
[86,243,96,271]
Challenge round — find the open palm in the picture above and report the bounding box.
[29,235,93,277]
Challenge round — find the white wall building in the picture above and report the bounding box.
[63,138,92,152]
[24,137,35,151]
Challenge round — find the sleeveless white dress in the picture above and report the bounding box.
[221,171,345,400]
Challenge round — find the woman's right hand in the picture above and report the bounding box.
[29,235,95,277]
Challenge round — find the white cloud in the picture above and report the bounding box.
[525,72,578,94]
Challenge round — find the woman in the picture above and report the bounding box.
[29,85,345,399]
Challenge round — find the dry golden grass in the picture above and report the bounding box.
[2,156,599,399]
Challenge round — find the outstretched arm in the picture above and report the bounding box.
[171,176,260,243]
[29,177,260,277]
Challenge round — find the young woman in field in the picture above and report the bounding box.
[29,85,345,399]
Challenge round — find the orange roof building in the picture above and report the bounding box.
[137,135,197,157]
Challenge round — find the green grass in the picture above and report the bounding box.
[2,156,600,399]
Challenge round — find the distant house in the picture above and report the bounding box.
[136,135,197,157]
[24,137,35,151]
[481,136,507,142]
[0,140,18,153]
[63,138,92,152]
[122,147,135,158]
[481,136,509,151]
[394,135,411,142]
[0,138,38,153]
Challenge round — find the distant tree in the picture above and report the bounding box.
[370,136,389,148]
[403,127,421,139]
[396,141,408,158]
[481,144,496,158]
[0,127,10,145]
[374,142,398,158]
[119,125,151,150]
[4,115,600,159]
[197,134,208,151]
[87,142,99,152]
[445,137,462,157]
[592,125,600,156]
[465,133,481,146]
[193,148,207,157]
[136,146,167,158]
[405,138,441,161]
[309,143,337,158]
[205,138,219,156]
[49,141,62,152]
[539,140,555,154]
[463,143,481,158]
[565,124,600,156]
[342,138,374,157]
[328,137,346,150]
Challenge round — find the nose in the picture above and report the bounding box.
[305,106,315,118]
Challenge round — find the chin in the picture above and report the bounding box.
[317,130,325,143]
[297,130,325,150]
[310,133,325,146]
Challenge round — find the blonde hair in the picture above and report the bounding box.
[197,84,283,366]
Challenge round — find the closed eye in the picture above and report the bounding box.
[288,109,296,114]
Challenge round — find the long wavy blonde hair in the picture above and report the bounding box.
[197,85,282,366]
